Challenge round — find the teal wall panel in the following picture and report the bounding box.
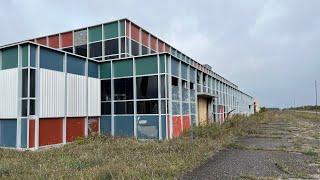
[89,25,102,42]
[22,45,28,67]
[2,46,18,70]
[100,62,111,79]
[113,59,133,77]
[104,22,119,39]
[0,119,17,148]
[135,56,158,75]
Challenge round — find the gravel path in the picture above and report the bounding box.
[181,118,320,179]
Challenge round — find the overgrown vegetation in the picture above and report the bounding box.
[0,112,285,179]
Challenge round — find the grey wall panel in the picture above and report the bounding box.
[39,69,65,118]
[0,68,18,119]
[88,77,101,116]
[74,29,87,46]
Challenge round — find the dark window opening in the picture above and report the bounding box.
[172,76,178,86]
[105,39,119,56]
[75,45,87,57]
[114,78,133,100]
[161,75,166,98]
[22,69,28,98]
[90,42,102,57]
[21,100,27,117]
[137,101,158,114]
[182,80,188,89]
[136,76,158,99]
[115,101,134,114]
[121,38,126,54]
[30,69,35,97]
[29,99,35,115]
[101,80,111,101]
[142,46,148,55]
[101,102,111,115]
[62,47,73,53]
[131,40,140,56]
[190,82,194,90]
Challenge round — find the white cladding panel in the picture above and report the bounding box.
[39,69,65,118]
[88,77,101,116]
[0,68,18,119]
[67,74,86,117]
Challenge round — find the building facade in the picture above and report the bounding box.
[0,19,254,150]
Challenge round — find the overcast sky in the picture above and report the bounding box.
[1,0,319,108]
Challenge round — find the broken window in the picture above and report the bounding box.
[114,101,134,114]
[136,76,158,99]
[137,101,158,114]
[114,78,133,100]
[101,80,111,101]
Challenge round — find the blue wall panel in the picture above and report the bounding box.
[0,119,17,148]
[137,115,159,139]
[161,115,167,140]
[100,116,112,136]
[114,116,134,137]
[40,48,64,72]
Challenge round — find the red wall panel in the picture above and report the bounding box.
[61,32,73,47]
[29,120,35,148]
[131,24,140,42]
[39,118,63,146]
[183,115,191,131]
[158,40,164,52]
[141,30,149,47]
[36,37,47,46]
[165,44,170,53]
[150,36,157,51]
[48,35,59,48]
[88,117,99,135]
[126,20,130,37]
[67,118,85,142]
[173,116,182,138]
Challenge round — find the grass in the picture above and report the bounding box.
[0,112,288,179]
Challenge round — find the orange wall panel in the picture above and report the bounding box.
[36,37,47,46]
[67,118,85,142]
[173,116,182,138]
[131,24,140,42]
[48,35,59,48]
[29,120,35,148]
[88,117,99,134]
[61,32,73,47]
[183,115,191,131]
[39,118,63,146]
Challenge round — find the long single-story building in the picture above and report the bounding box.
[0,18,254,150]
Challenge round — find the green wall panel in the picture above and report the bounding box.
[135,56,158,75]
[2,46,18,70]
[89,25,102,42]
[104,22,118,39]
[100,62,111,79]
[22,45,28,67]
[120,20,125,36]
[113,59,133,77]
[159,55,166,73]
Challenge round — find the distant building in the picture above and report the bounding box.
[0,18,254,150]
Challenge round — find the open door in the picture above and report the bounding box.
[198,97,208,125]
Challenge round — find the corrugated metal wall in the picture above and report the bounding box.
[88,77,101,116]
[39,69,65,118]
[67,74,86,117]
[0,68,18,118]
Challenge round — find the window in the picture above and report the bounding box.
[101,102,111,115]
[21,100,28,117]
[67,55,85,75]
[40,48,64,72]
[171,58,179,77]
[29,99,35,115]
[172,76,178,86]
[190,82,194,90]
[135,56,158,75]
[30,45,36,67]
[142,46,148,55]
[190,68,196,82]
[137,101,158,114]
[131,40,140,56]
[121,38,126,54]
[114,101,134,114]
[161,100,166,114]
[136,76,158,99]
[75,45,87,57]
[89,42,102,57]
[30,69,35,97]
[62,47,73,53]
[161,75,166,98]
[101,80,111,101]
[105,39,119,56]
[114,78,133,100]
[197,71,201,84]
[22,69,28,98]
[181,63,188,80]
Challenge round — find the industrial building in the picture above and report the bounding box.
[0,18,254,150]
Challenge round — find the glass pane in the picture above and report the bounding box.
[30,45,36,67]
[181,63,188,80]
[105,39,119,56]
[131,40,140,56]
[101,102,111,115]
[171,58,179,77]
[136,76,158,99]
[114,78,133,100]
[21,100,28,117]
[30,69,35,98]
[62,47,73,53]
[22,69,28,98]
[142,46,148,55]
[89,42,102,58]
[29,99,35,115]
[75,45,87,57]
[137,101,158,114]
[161,75,166,98]
[101,80,111,101]
[114,101,134,114]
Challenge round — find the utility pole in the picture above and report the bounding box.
[316,80,318,114]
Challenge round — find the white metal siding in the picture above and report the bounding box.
[88,77,101,116]
[39,69,65,118]
[0,68,18,119]
[67,74,86,117]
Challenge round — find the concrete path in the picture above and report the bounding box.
[182,117,320,179]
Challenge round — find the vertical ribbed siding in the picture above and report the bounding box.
[88,77,101,116]
[0,68,18,118]
[39,69,65,118]
[67,74,86,117]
